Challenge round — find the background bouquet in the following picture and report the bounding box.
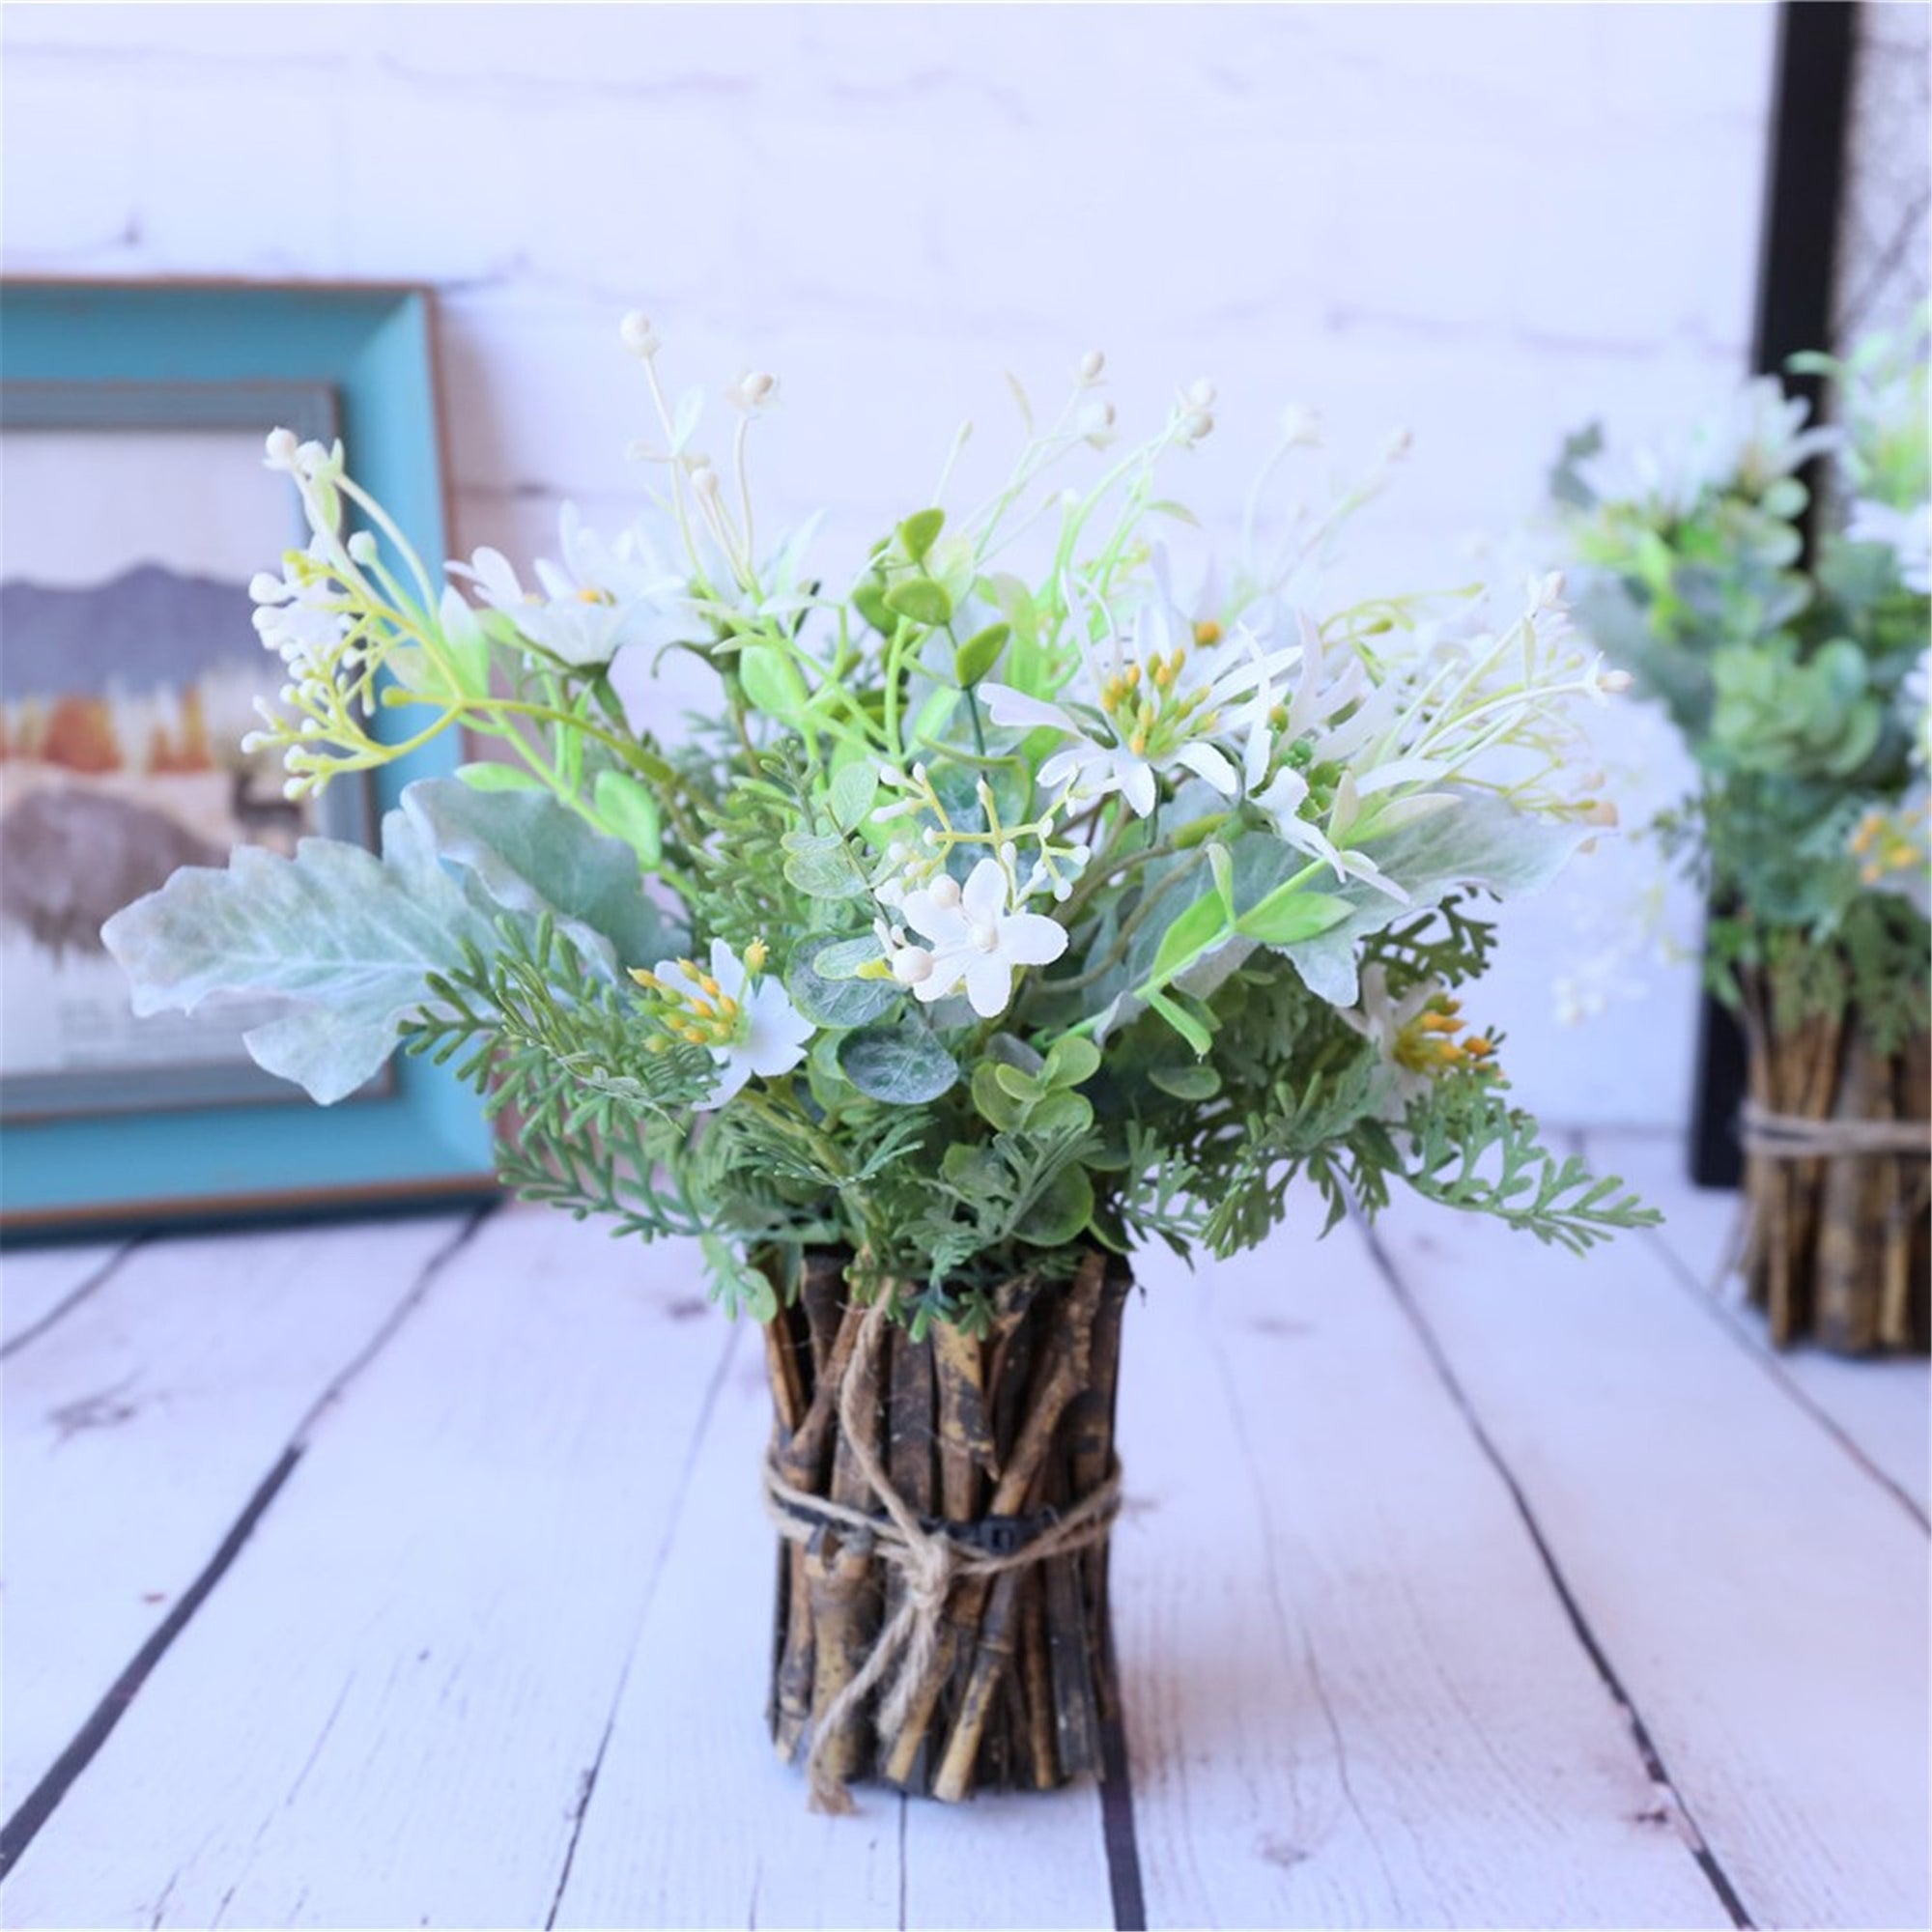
[1555,322,1930,1352]
[107,324,1651,1804]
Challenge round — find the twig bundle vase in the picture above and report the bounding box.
[759,1249,1130,1806]
[1738,966,1932,1354]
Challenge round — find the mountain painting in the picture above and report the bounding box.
[0,420,327,1114]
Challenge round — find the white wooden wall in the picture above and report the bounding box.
[0,2,1781,1126]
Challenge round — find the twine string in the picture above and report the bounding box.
[1738,1099,1932,1160]
[760,1297,1122,1814]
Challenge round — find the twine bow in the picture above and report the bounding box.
[760,1296,1122,1813]
[1739,1099,1932,1160]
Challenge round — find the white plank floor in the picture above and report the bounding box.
[1,1136,1925,1931]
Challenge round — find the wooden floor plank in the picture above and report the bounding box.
[0,1208,734,1931]
[551,1311,1117,1930]
[1589,1129,1930,1520]
[1373,1191,1931,1932]
[0,1214,468,1819]
[0,1241,131,1353]
[1115,1199,1728,1931]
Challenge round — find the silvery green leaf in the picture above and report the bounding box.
[1284,790,1597,1005]
[812,934,886,978]
[101,808,496,1106]
[828,760,880,834]
[781,830,869,900]
[401,778,675,967]
[837,1019,959,1104]
[787,935,900,1029]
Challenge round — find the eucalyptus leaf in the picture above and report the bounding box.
[787,935,901,1029]
[837,1020,960,1104]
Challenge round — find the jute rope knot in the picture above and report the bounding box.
[759,1296,1122,1813]
[1738,1099,1932,1161]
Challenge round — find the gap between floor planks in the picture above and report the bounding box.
[1580,1126,1930,1525]
[0,1213,491,1878]
[1371,1150,1929,1931]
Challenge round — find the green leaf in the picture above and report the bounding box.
[1147,988,1213,1056]
[781,830,869,900]
[1149,891,1231,985]
[884,577,952,627]
[971,1062,1028,1130]
[101,806,497,1107]
[737,642,810,724]
[457,760,545,793]
[787,935,901,1029]
[1042,1035,1101,1090]
[837,1020,959,1104]
[1025,1090,1094,1136]
[1234,886,1352,947]
[899,508,946,561]
[811,934,886,978]
[401,778,673,966]
[952,621,1010,688]
[994,1063,1042,1100]
[828,759,879,834]
[1150,1065,1220,1100]
[853,581,895,634]
[593,769,662,867]
[1014,1165,1094,1246]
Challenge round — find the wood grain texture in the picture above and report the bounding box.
[1,1215,466,1816]
[1116,1197,1729,1931]
[1590,1128,1930,1518]
[548,1327,1116,1929]
[0,1208,735,1930]
[1374,1188,1931,1932]
[0,1241,130,1352]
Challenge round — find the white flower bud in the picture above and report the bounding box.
[689,461,722,497]
[347,530,379,565]
[925,874,962,910]
[1278,403,1321,449]
[248,572,286,604]
[1382,427,1414,463]
[1186,378,1216,410]
[619,311,660,356]
[1077,399,1116,443]
[1053,877,1072,903]
[1533,569,1567,609]
[264,427,300,469]
[1179,408,1214,444]
[1600,668,1634,695]
[892,948,936,986]
[1078,349,1106,384]
[727,371,779,413]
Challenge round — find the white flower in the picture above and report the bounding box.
[452,503,691,668]
[1846,497,1932,596]
[891,859,1067,1019]
[983,561,1297,817]
[640,939,812,1106]
[1342,965,1495,1119]
[249,533,350,674]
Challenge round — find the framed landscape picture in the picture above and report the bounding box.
[0,282,497,1236]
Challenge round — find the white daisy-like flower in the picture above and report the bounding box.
[453,503,691,668]
[1342,965,1497,1120]
[889,858,1068,1019]
[635,939,813,1106]
[982,565,1298,817]
[1846,497,1932,596]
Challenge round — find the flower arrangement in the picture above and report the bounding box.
[1555,322,1931,1352]
[107,322,1650,1804]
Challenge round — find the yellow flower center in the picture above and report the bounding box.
[1394,995,1498,1078]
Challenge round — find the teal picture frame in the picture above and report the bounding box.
[0,281,498,1236]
